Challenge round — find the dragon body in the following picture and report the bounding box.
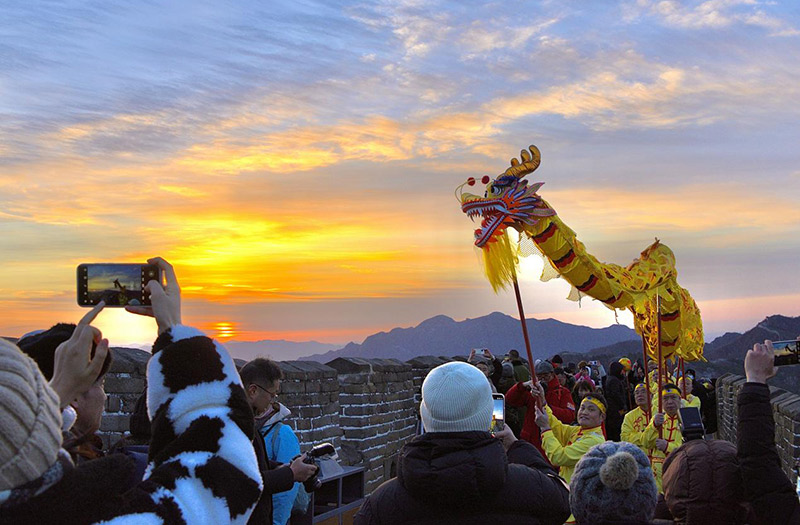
[458,145,704,363]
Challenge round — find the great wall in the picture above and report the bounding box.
[101,348,800,495]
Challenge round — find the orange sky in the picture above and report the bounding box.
[2,1,799,347]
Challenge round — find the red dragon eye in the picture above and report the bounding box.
[481,176,490,184]
[467,177,475,186]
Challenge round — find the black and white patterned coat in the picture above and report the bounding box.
[0,326,262,525]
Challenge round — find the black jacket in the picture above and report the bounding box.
[605,362,628,441]
[354,431,570,525]
[737,382,800,525]
[248,423,295,525]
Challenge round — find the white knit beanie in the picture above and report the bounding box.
[420,361,493,432]
[0,339,63,491]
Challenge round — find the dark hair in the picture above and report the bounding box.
[240,358,283,386]
[508,349,520,358]
[18,323,112,382]
[551,354,563,365]
[572,379,596,397]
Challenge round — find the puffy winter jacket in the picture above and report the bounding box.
[354,431,570,525]
[737,382,800,525]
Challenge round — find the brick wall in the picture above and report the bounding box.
[716,373,800,483]
[99,347,450,495]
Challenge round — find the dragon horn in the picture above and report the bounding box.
[502,145,541,179]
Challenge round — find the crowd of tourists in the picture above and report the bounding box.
[0,258,798,524]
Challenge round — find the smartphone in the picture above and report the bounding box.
[77,263,161,307]
[490,393,505,432]
[773,340,800,367]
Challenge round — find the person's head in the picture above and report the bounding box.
[577,393,606,429]
[679,376,693,396]
[551,354,563,366]
[555,367,567,386]
[578,360,588,371]
[239,358,282,417]
[474,361,491,377]
[647,359,658,372]
[570,441,658,524]
[0,339,63,491]
[661,384,681,416]
[535,360,555,384]
[634,383,650,409]
[17,323,112,437]
[618,357,632,372]
[662,440,748,524]
[573,379,595,401]
[420,361,492,432]
[609,360,624,379]
[508,349,520,360]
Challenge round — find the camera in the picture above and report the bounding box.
[679,407,705,442]
[302,442,336,492]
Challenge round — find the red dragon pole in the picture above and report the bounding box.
[512,274,538,386]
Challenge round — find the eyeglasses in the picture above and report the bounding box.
[252,383,279,398]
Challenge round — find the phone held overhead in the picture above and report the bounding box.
[77,263,162,307]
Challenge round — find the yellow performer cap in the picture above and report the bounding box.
[661,385,681,396]
[634,383,648,393]
[619,357,632,371]
[581,396,606,414]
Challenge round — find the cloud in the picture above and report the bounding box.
[627,0,799,36]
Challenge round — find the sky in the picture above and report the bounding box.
[1,0,799,347]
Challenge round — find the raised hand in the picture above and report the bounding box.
[50,302,110,408]
[745,341,778,384]
[126,257,181,335]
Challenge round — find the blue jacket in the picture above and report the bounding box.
[259,405,301,525]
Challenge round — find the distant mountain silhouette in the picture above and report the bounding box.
[301,312,640,363]
[227,339,341,362]
[704,315,800,362]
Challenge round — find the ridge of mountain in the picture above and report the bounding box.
[226,339,341,362]
[300,311,640,363]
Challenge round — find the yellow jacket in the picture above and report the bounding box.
[621,406,652,454]
[681,394,700,409]
[642,413,683,492]
[541,405,605,484]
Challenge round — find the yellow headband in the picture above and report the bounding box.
[634,383,648,393]
[662,386,681,396]
[581,396,606,414]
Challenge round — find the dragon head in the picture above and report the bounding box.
[459,145,555,247]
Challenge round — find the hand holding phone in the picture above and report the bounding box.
[125,257,182,335]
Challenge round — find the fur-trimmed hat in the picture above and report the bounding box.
[570,441,658,524]
[420,361,492,433]
[0,339,63,491]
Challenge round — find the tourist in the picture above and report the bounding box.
[354,361,570,525]
[506,360,575,459]
[240,358,317,525]
[736,340,800,524]
[604,361,629,441]
[0,257,263,523]
[570,441,658,524]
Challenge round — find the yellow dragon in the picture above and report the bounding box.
[458,145,704,363]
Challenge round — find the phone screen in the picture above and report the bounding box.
[77,263,160,307]
[490,393,505,432]
[773,340,800,367]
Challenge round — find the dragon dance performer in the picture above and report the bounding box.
[678,376,701,408]
[530,383,606,484]
[621,383,654,462]
[642,384,683,493]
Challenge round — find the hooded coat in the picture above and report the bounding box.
[354,432,570,525]
[604,362,629,441]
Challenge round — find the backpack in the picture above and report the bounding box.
[267,422,311,514]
